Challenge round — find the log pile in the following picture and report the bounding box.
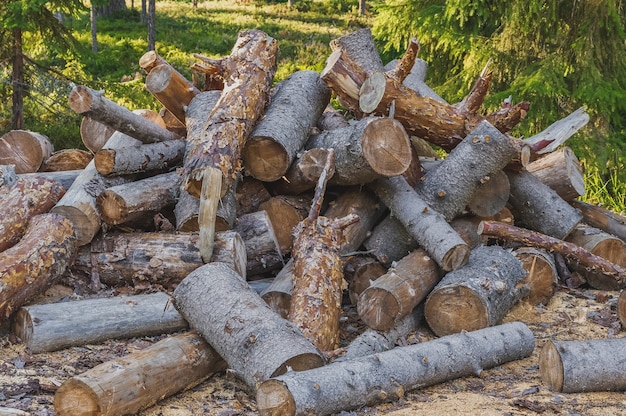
[1,27,626,416]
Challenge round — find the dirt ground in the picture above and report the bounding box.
[1,282,626,416]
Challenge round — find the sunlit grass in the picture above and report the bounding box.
[579,160,626,214]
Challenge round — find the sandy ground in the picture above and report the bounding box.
[1,283,626,416]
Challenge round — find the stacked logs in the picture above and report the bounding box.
[1,27,626,416]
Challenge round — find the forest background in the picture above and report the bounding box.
[0,0,624,211]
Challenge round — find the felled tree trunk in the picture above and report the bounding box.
[234,210,284,276]
[182,30,277,198]
[268,148,335,196]
[94,139,185,176]
[0,213,75,320]
[571,200,626,242]
[173,262,325,389]
[256,322,535,416]
[540,338,626,393]
[305,116,412,186]
[243,70,331,182]
[54,332,227,416]
[259,195,311,253]
[18,170,81,191]
[524,106,589,155]
[80,116,115,153]
[13,292,187,353]
[145,63,200,124]
[424,245,527,337]
[68,86,181,143]
[512,247,558,306]
[369,175,470,271]
[0,177,65,252]
[344,255,386,305]
[0,130,54,173]
[175,186,237,233]
[40,149,92,172]
[358,249,441,331]
[70,230,247,289]
[525,146,585,201]
[362,214,419,267]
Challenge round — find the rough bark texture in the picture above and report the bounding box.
[571,200,626,242]
[357,248,442,331]
[17,170,81,191]
[0,177,66,252]
[525,146,585,201]
[0,130,54,173]
[424,245,527,337]
[182,30,277,198]
[362,214,419,267]
[268,148,335,196]
[369,175,470,271]
[384,58,446,103]
[13,292,188,353]
[40,149,92,172]
[94,139,185,176]
[256,322,535,416]
[54,332,226,416]
[540,338,626,393]
[512,247,558,306]
[243,70,331,182]
[329,28,384,76]
[173,262,325,389]
[0,213,75,320]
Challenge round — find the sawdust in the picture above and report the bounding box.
[1,284,625,415]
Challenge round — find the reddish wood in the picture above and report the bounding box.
[0,130,54,173]
[40,149,92,172]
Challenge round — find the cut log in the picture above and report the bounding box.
[54,332,226,416]
[96,171,179,227]
[173,262,325,388]
[159,107,187,137]
[17,170,81,191]
[478,220,626,288]
[317,105,350,131]
[524,106,589,154]
[40,149,92,172]
[139,49,168,73]
[384,58,446,103]
[259,195,310,253]
[617,290,626,329]
[256,322,535,416]
[267,148,335,196]
[70,230,247,289]
[512,247,558,305]
[0,213,75,320]
[466,170,510,217]
[235,176,272,217]
[416,120,518,221]
[344,255,386,306]
[369,175,470,271]
[243,70,331,182]
[507,169,583,239]
[570,200,626,242]
[424,245,527,337]
[175,186,236,233]
[0,177,66,252]
[145,63,200,124]
[13,292,188,353]
[234,210,284,276]
[540,338,626,393]
[79,116,115,153]
[358,248,442,331]
[68,85,181,143]
[182,29,277,199]
[525,146,585,201]
[0,130,54,173]
[564,224,626,289]
[305,116,412,185]
[94,139,185,176]
[261,259,294,319]
[329,28,384,76]
[51,131,140,246]
[362,214,419,267]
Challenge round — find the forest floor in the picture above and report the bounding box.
[1,282,625,416]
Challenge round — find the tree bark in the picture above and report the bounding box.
[68,85,181,143]
[147,0,156,51]
[384,58,446,103]
[182,30,277,199]
[305,116,411,185]
[145,63,200,124]
[234,210,284,277]
[329,28,383,76]
[173,262,325,389]
[80,116,115,153]
[243,70,331,182]
[259,195,311,253]
[0,213,75,320]
[174,186,236,233]
[94,139,185,176]
[512,247,558,306]
[570,200,626,242]
[344,255,386,306]
[70,230,247,290]
[13,292,187,353]
[540,338,626,393]
[40,149,92,172]
[525,146,585,201]
[11,28,24,130]
[0,177,65,252]
[256,322,535,416]
[267,148,334,196]
[424,245,527,337]
[369,175,470,271]
[0,130,54,173]
[54,332,226,416]
[362,214,418,267]
[18,170,81,191]
[358,249,442,331]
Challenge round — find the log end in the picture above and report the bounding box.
[96,190,128,226]
[359,71,386,114]
[256,379,296,416]
[424,286,489,337]
[145,64,174,94]
[50,205,100,247]
[12,308,34,349]
[513,248,558,305]
[242,137,290,182]
[362,118,412,177]
[357,287,400,331]
[539,340,564,392]
[54,378,101,416]
[440,243,471,272]
[68,85,95,115]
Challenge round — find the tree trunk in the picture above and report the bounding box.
[259,195,311,253]
[362,214,419,267]
[329,28,384,77]
[80,116,115,153]
[0,177,65,252]
[243,70,331,182]
[90,6,98,54]
[570,200,626,243]
[512,247,558,306]
[525,146,585,201]
[94,139,185,176]
[0,130,54,173]
[40,149,92,172]
[0,213,75,320]
[256,322,535,416]
[174,186,236,233]
[344,255,386,306]
[68,86,182,143]
[234,210,284,277]
[13,292,187,353]
[11,27,24,130]
[18,170,81,191]
[145,63,201,124]
[147,0,156,51]
[424,245,527,337]
[267,148,334,196]
[173,262,325,389]
[369,175,470,271]
[182,30,277,199]
[540,338,626,393]
[70,230,247,290]
[305,116,411,185]
[54,332,226,416]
